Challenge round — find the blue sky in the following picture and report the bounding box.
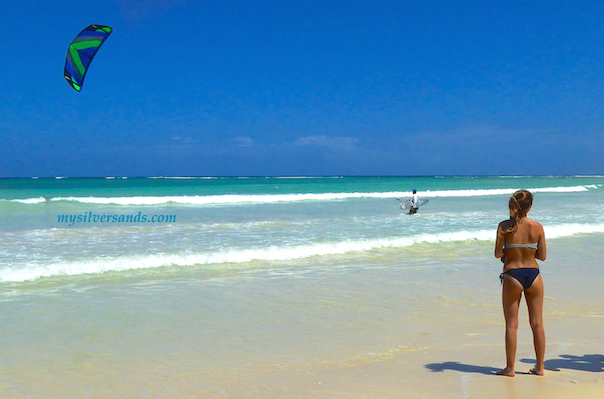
[2,0,604,177]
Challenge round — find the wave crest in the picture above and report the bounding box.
[4,185,596,206]
[2,223,603,282]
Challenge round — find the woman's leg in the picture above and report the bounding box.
[525,275,545,375]
[497,275,524,376]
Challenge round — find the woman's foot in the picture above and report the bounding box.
[496,367,515,377]
[529,367,544,376]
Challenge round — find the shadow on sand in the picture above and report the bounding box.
[425,354,604,376]
[521,354,604,372]
[424,361,499,375]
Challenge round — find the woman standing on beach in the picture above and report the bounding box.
[494,190,547,377]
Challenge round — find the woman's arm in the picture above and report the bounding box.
[536,223,547,261]
[495,223,506,259]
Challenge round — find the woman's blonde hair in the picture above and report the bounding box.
[505,190,533,233]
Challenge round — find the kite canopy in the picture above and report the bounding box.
[64,25,113,92]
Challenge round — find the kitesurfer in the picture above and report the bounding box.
[403,190,419,215]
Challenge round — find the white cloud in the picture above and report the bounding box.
[294,135,360,149]
[231,136,254,148]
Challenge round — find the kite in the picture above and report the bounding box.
[64,25,113,91]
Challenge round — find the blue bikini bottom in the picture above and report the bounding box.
[499,268,540,290]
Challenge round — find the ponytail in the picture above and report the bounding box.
[505,190,533,234]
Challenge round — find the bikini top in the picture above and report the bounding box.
[505,242,538,250]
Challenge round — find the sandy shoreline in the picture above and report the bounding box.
[2,308,602,398]
[221,351,604,399]
[194,328,604,399]
[7,352,601,399]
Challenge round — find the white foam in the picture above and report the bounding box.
[0,232,485,282]
[545,223,604,239]
[7,184,595,206]
[422,185,592,197]
[10,197,47,204]
[3,223,602,282]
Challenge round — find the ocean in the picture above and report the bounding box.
[1,176,603,397]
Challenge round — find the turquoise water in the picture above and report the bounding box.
[0,176,602,282]
[0,176,603,397]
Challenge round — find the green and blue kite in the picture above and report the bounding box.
[64,25,113,92]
